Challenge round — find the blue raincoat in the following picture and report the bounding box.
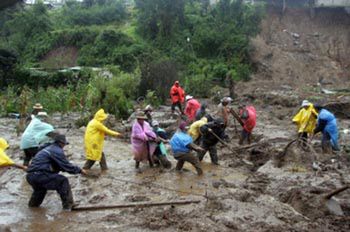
[317,109,339,150]
[170,131,193,155]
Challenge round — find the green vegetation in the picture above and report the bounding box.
[0,0,265,119]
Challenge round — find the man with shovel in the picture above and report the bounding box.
[197,118,227,165]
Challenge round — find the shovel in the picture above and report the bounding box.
[324,185,349,216]
[208,129,253,166]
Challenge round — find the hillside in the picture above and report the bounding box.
[248,6,349,90]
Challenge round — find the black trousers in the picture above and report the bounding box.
[26,172,73,209]
[197,142,218,164]
[171,102,183,114]
[23,147,39,166]
[83,152,108,170]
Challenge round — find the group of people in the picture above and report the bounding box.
[0,82,341,212]
[130,81,257,176]
[293,100,340,152]
[1,105,121,210]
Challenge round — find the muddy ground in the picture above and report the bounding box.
[1,90,350,232]
[1,6,350,232]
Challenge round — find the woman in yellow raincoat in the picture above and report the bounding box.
[292,100,318,145]
[83,109,121,171]
[0,138,26,170]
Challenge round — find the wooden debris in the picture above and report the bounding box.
[72,200,201,211]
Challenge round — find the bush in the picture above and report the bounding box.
[139,59,179,102]
[185,74,213,98]
[85,69,139,119]
[62,0,127,26]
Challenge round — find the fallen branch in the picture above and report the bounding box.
[72,200,201,211]
[325,186,350,200]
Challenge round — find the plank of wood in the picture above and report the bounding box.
[72,200,201,211]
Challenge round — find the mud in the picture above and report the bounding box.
[1,91,350,231]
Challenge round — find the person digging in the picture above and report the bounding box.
[26,134,87,211]
[83,109,122,171]
[312,105,340,153]
[197,118,227,165]
[292,100,318,149]
[238,104,257,145]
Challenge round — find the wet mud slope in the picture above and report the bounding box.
[1,98,350,232]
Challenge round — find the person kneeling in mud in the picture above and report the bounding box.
[26,134,87,211]
[151,120,172,169]
[170,121,204,175]
[131,111,157,169]
[84,109,122,171]
[198,118,227,165]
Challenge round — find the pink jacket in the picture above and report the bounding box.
[240,106,257,133]
[185,99,201,121]
[131,121,157,162]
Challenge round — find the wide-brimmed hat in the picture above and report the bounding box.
[185,95,193,101]
[33,103,43,110]
[301,100,310,107]
[135,111,147,119]
[54,134,69,145]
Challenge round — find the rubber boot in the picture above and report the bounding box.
[61,187,74,211]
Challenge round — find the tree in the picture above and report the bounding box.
[135,0,185,39]
[2,2,52,56]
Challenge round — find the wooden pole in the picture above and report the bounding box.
[229,108,244,127]
[325,186,349,200]
[72,200,201,211]
[208,130,230,148]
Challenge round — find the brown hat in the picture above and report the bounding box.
[135,111,147,120]
[33,103,43,110]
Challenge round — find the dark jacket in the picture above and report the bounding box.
[153,127,168,156]
[27,143,81,174]
[200,121,226,146]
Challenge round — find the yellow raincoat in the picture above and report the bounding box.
[188,117,208,141]
[84,109,120,161]
[292,104,318,133]
[0,138,14,167]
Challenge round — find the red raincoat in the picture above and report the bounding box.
[240,106,256,133]
[170,84,185,104]
[185,99,201,121]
